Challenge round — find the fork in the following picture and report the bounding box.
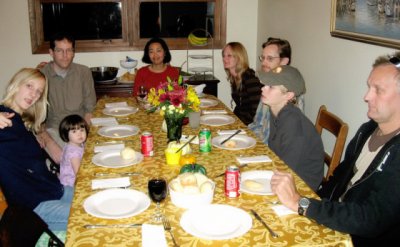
[162,217,179,247]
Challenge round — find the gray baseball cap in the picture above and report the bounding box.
[258,65,306,96]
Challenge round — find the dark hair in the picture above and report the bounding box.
[59,114,89,142]
[49,32,76,50]
[142,37,172,64]
[262,37,292,65]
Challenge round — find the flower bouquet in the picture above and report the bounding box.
[147,76,200,142]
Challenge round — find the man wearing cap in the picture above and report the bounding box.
[259,65,324,191]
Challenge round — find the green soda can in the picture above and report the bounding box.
[199,128,212,153]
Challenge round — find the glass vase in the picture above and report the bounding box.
[165,115,184,143]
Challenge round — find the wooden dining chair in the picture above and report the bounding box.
[315,105,349,182]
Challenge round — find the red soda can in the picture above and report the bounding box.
[225,165,240,198]
[141,131,154,156]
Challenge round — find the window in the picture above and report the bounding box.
[28,0,226,54]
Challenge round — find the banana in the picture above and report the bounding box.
[188,33,207,46]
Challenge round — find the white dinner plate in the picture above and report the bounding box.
[200,98,218,108]
[102,106,138,117]
[240,170,273,195]
[180,204,252,240]
[98,125,140,138]
[212,135,256,150]
[83,189,150,219]
[92,149,143,168]
[200,115,235,126]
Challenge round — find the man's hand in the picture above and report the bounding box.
[270,170,301,212]
[0,112,15,129]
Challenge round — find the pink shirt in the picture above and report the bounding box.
[60,143,84,187]
[133,65,179,96]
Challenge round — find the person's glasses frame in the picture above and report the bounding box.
[389,56,400,68]
[258,55,281,62]
[53,48,75,55]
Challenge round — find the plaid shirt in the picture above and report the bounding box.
[248,94,305,145]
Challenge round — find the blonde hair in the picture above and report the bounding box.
[223,42,250,88]
[1,68,48,133]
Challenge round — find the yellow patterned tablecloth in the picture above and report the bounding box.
[65,96,353,247]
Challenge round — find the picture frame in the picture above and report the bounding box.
[330,0,400,49]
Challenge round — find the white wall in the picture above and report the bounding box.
[259,0,395,151]
[0,0,259,110]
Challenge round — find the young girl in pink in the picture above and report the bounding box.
[58,114,89,186]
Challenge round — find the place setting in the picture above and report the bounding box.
[211,129,256,150]
[199,98,218,108]
[200,114,235,126]
[97,124,140,138]
[92,147,143,168]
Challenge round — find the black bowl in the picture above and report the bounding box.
[90,66,118,82]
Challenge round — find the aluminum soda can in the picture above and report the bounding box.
[141,131,154,156]
[225,165,240,198]
[199,128,211,153]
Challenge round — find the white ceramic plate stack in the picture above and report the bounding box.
[83,189,150,219]
[212,135,256,150]
[98,125,140,138]
[102,106,138,117]
[200,115,235,126]
[180,204,252,240]
[92,150,143,168]
[240,170,273,195]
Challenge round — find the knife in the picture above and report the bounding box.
[220,129,241,145]
[250,209,279,238]
[84,223,142,229]
[175,135,197,153]
[95,172,141,177]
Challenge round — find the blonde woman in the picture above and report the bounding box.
[0,68,72,231]
[222,42,263,124]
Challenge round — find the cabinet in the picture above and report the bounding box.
[186,29,214,78]
[94,82,133,99]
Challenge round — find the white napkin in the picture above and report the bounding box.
[202,109,228,115]
[236,155,272,164]
[91,117,118,126]
[91,177,131,190]
[94,144,125,153]
[271,205,296,217]
[218,129,247,135]
[105,102,128,108]
[194,84,206,95]
[142,224,167,247]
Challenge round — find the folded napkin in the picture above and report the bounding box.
[94,144,125,153]
[91,117,118,126]
[142,224,167,247]
[202,109,228,115]
[271,205,296,217]
[236,155,272,164]
[194,84,206,95]
[218,129,247,135]
[105,102,128,108]
[91,177,131,190]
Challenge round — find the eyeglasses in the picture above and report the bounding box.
[389,56,400,68]
[258,55,280,62]
[53,48,74,55]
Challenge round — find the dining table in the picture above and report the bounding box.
[65,95,353,247]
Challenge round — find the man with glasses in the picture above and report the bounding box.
[38,32,96,163]
[271,52,400,246]
[249,38,305,144]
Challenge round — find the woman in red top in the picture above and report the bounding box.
[133,37,179,96]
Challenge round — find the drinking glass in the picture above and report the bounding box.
[138,86,148,99]
[148,177,167,222]
[188,111,201,129]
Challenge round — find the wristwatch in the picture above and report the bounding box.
[298,197,310,216]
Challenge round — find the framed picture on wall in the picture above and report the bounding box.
[330,0,400,49]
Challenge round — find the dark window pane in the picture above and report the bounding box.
[140,2,214,38]
[42,2,122,41]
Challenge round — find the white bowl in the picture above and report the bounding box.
[169,178,215,209]
[120,60,138,70]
